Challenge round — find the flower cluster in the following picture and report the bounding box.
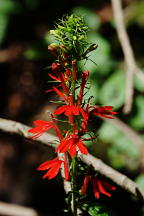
[81,175,116,199]
[28,15,117,206]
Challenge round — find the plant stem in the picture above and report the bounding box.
[72,156,77,216]
[71,59,78,216]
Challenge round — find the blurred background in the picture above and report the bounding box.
[0,0,144,215]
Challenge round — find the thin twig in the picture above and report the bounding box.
[0,118,144,200]
[111,0,144,113]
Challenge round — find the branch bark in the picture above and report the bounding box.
[0,117,144,200]
[0,201,38,216]
[111,0,144,113]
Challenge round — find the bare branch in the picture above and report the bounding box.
[0,201,38,216]
[111,0,144,113]
[0,117,144,200]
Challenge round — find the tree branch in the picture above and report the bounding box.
[0,118,144,200]
[0,201,38,216]
[111,0,144,113]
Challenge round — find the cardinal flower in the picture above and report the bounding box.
[28,120,54,139]
[53,88,87,122]
[81,175,116,199]
[56,133,88,157]
[89,106,117,119]
[37,155,69,181]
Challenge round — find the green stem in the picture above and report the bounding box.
[71,59,78,216]
[72,156,77,216]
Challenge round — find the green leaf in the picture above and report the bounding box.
[108,135,140,170]
[99,70,125,109]
[130,96,144,129]
[98,122,121,143]
[99,122,140,170]
[134,69,144,92]
[81,203,109,216]
[135,174,144,189]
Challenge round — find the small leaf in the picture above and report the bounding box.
[81,203,109,216]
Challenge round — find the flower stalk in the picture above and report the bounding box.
[28,14,117,215]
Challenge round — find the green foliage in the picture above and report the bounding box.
[108,136,140,170]
[99,70,125,109]
[125,0,144,27]
[81,203,109,216]
[135,174,144,189]
[99,122,140,170]
[134,70,144,92]
[0,0,19,44]
[130,96,144,129]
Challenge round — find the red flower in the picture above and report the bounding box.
[37,155,69,181]
[28,120,54,139]
[54,104,80,116]
[81,175,116,199]
[56,133,88,157]
[53,89,88,122]
[89,106,117,119]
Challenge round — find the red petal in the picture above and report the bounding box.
[102,106,113,110]
[53,87,67,101]
[34,120,49,126]
[69,144,77,157]
[91,177,100,199]
[101,180,116,191]
[77,139,88,155]
[94,113,115,119]
[48,73,60,81]
[71,106,79,115]
[96,179,111,197]
[55,137,72,153]
[45,84,62,93]
[54,105,68,115]
[78,106,88,121]
[37,158,59,170]
[81,176,90,195]
[42,161,62,180]
[28,127,41,134]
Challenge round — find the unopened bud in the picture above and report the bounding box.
[48,43,59,52]
[52,62,60,70]
[82,70,89,81]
